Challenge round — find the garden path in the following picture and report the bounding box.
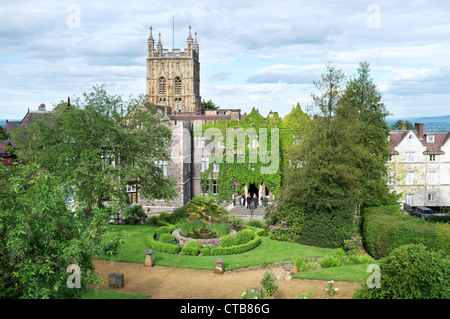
[90,259,361,299]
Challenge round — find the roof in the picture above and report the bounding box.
[5,120,21,133]
[389,128,450,155]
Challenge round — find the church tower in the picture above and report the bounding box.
[146,25,201,114]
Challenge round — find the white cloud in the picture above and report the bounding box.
[0,0,449,120]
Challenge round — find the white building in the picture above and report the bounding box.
[388,123,450,211]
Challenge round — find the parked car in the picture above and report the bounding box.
[411,206,433,220]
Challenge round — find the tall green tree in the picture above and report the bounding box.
[337,61,398,208]
[0,164,124,299]
[12,84,176,214]
[280,63,357,248]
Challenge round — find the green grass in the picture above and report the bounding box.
[82,288,150,299]
[100,225,336,270]
[99,225,377,283]
[293,262,380,282]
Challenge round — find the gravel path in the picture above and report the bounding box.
[90,259,361,299]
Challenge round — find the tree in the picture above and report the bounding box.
[337,61,398,208]
[12,84,176,214]
[390,119,413,130]
[281,63,357,248]
[201,99,219,114]
[0,163,124,299]
[0,126,7,140]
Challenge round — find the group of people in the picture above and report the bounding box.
[240,193,266,209]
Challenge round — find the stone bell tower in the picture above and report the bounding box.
[146,25,201,114]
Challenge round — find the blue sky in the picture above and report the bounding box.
[1,0,449,120]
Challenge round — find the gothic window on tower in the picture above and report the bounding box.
[174,77,182,95]
[158,77,167,95]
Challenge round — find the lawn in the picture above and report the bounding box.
[100,225,336,270]
[293,262,379,282]
[83,288,150,299]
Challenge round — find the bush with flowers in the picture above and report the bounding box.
[267,220,300,243]
[263,194,304,244]
[343,235,363,255]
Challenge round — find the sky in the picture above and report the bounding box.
[1,0,449,120]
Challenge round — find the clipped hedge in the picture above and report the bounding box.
[208,232,261,256]
[155,225,177,239]
[362,206,450,259]
[182,241,202,256]
[147,233,180,254]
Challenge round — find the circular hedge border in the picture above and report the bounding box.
[147,223,262,256]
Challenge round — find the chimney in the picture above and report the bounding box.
[415,123,424,140]
[38,103,46,111]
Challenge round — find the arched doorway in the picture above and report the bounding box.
[248,183,258,198]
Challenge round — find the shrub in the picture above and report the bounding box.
[158,212,171,222]
[247,219,263,228]
[159,233,176,244]
[145,215,159,226]
[147,233,180,254]
[362,206,450,258]
[236,229,255,245]
[319,255,342,268]
[182,241,202,256]
[210,234,261,255]
[343,236,363,255]
[267,220,300,243]
[354,244,450,299]
[155,225,177,239]
[260,271,278,298]
[123,205,145,225]
[220,234,239,248]
[294,256,307,272]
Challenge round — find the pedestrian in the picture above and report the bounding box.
[242,193,246,207]
[247,193,252,209]
[253,194,258,209]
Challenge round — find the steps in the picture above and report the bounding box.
[228,204,266,221]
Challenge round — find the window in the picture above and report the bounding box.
[155,160,167,176]
[406,172,414,184]
[429,155,436,162]
[212,180,218,194]
[428,193,435,201]
[174,77,182,95]
[197,136,205,148]
[407,135,413,144]
[405,152,415,162]
[201,157,209,171]
[158,77,167,95]
[428,171,436,184]
[213,162,219,171]
[426,135,435,143]
[405,194,414,205]
[126,184,138,204]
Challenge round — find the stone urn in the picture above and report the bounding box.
[214,258,224,274]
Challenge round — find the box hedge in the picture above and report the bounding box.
[182,241,202,256]
[147,233,180,254]
[362,206,450,259]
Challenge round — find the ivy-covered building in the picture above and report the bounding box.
[137,26,310,214]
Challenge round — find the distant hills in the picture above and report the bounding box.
[386,114,450,131]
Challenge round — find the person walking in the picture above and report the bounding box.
[242,193,246,207]
[253,194,258,209]
[247,193,252,209]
